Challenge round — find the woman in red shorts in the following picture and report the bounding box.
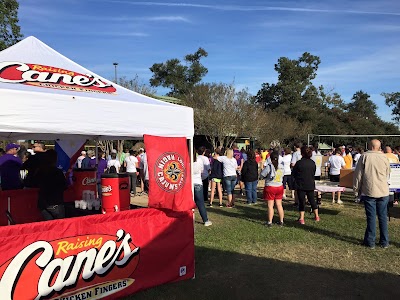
[260,150,284,227]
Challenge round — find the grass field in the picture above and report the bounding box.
[127,188,400,300]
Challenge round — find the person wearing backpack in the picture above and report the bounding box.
[107,150,120,173]
[260,150,285,227]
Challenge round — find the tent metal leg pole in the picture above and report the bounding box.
[189,137,196,279]
[189,138,194,199]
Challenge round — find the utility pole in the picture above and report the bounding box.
[113,62,118,83]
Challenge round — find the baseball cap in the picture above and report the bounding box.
[111,149,117,154]
[6,143,20,152]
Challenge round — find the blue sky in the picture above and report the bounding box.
[18,0,400,121]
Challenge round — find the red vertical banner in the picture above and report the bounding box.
[144,135,195,211]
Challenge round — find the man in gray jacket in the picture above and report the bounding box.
[353,139,390,249]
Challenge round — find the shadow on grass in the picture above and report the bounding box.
[204,201,400,248]
[129,246,400,300]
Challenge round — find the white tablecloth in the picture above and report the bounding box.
[315,181,346,193]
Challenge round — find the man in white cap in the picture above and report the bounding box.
[76,150,86,168]
[0,143,23,190]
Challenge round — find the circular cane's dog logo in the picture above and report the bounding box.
[154,152,186,193]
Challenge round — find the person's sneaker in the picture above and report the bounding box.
[298,219,305,225]
[265,222,273,227]
[204,221,212,227]
[252,202,257,205]
[137,192,143,196]
[337,200,344,204]
[276,221,284,226]
[207,203,213,207]
[219,203,224,207]
[380,244,389,249]
[315,216,320,222]
[226,203,233,208]
[282,194,287,200]
[361,242,375,249]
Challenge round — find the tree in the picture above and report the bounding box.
[0,0,23,51]
[118,75,156,96]
[184,83,303,149]
[347,90,377,120]
[149,48,208,97]
[382,92,400,123]
[255,52,321,110]
[184,83,239,149]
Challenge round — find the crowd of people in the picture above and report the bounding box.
[193,141,395,249]
[0,139,395,248]
[0,141,149,221]
[74,147,149,197]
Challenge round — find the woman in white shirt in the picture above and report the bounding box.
[217,148,239,208]
[328,148,346,204]
[193,161,212,226]
[282,148,294,199]
[124,150,139,195]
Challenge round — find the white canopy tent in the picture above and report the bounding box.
[0,36,194,141]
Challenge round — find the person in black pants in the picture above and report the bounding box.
[34,149,68,220]
[292,146,320,224]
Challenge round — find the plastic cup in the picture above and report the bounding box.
[74,200,80,208]
[80,200,87,210]
[94,200,100,210]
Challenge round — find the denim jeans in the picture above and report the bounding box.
[224,176,237,195]
[127,172,137,194]
[245,181,258,203]
[362,195,389,247]
[194,184,209,223]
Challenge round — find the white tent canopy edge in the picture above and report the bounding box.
[0,36,194,140]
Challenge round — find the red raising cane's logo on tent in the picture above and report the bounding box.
[0,61,117,94]
[154,152,186,193]
[0,229,140,300]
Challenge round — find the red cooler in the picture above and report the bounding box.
[72,168,97,200]
[101,173,130,213]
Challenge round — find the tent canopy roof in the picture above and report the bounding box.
[0,36,194,140]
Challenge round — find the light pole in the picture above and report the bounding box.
[113,62,118,83]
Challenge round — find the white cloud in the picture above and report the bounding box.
[144,16,190,22]
[96,1,400,16]
[318,46,400,83]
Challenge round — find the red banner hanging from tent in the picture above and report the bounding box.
[144,135,195,211]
